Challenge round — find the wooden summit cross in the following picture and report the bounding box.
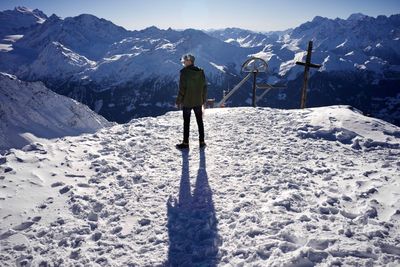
[296,41,321,109]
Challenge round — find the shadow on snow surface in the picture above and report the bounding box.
[165,149,221,266]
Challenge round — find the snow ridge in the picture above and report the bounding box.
[0,73,113,151]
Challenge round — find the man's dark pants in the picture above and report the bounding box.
[182,105,204,144]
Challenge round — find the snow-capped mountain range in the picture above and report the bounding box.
[0,7,399,125]
[0,72,113,152]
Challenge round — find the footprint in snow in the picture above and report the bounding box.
[59,185,72,194]
[51,181,65,187]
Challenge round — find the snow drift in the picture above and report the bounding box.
[0,72,114,151]
[0,105,399,266]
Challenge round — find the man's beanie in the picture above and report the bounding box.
[181,53,195,63]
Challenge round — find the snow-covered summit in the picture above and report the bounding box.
[15,10,129,60]
[347,13,370,21]
[0,105,399,266]
[0,6,47,37]
[0,73,113,151]
[13,6,47,23]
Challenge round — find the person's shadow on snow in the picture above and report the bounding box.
[165,149,221,266]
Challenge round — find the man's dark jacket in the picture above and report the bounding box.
[176,65,207,108]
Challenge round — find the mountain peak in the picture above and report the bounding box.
[347,13,369,21]
[13,6,47,18]
[311,15,329,23]
[47,13,61,22]
[226,27,247,31]
[75,13,99,21]
[14,6,34,13]
[72,13,108,25]
[138,26,165,36]
[142,25,161,32]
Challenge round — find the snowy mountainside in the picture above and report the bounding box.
[0,105,399,266]
[0,7,399,125]
[13,13,129,61]
[287,14,400,73]
[0,6,47,52]
[206,27,281,48]
[0,6,47,37]
[248,13,400,127]
[2,8,398,83]
[77,27,256,85]
[0,72,114,151]
[209,13,400,77]
[19,41,96,82]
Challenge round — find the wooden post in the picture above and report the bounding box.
[252,71,257,107]
[296,41,321,109]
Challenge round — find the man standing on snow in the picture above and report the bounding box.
[175,54,207,149]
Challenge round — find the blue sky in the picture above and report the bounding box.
[1,0,399,31]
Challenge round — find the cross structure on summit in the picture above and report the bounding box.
[296,41,322,109]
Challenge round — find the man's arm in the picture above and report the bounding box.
[202,70,207,105]
[176,71,185,105]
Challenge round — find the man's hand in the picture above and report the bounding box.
[175,103,182,109]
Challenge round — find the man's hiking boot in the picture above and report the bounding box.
[199,141,206,148]
[176,142,189,149]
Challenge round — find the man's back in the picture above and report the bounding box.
[178,65,207,108]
